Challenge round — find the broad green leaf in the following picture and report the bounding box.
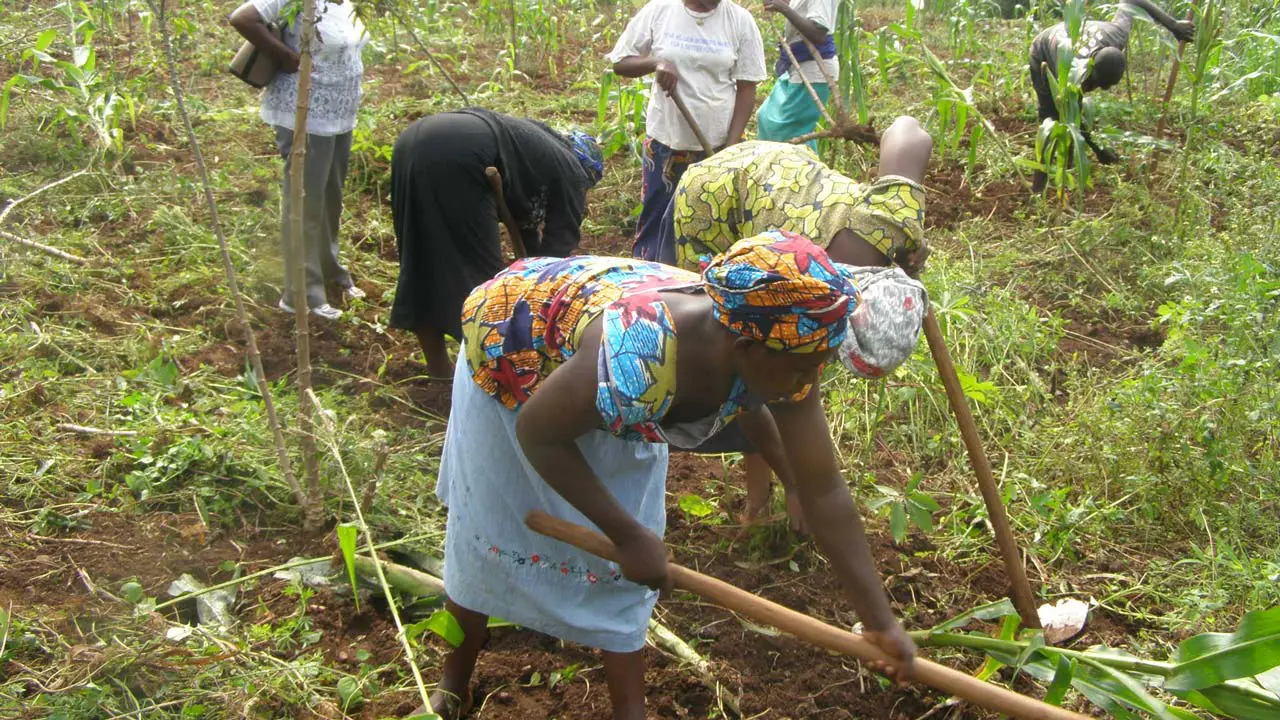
[889,502,907,543]
[1167,607,1280,691]
[910,490,941,512]
[906,501,934,534]
[1173,682,1280,720]
[336,523,360,612]
[956,369,996,405]
[1070,666,1141,720]
[336,675,361,707]
[678,493,715,518]
[0,74,24,130]
[929,598,1017,633]
[120,581,144,604]
[1045,656,1075,706]
[35,28,56,52]
[1015,633,1047,669]
[974,654,1004,682]
[420,609,465,648]
[1075,657,1181,720]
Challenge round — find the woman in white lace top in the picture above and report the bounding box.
[230,0,369,320]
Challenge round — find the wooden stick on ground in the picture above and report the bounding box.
[526,511,1085,720]
[920,309,1041,630]
[485,167,528,260]
[0,229,89,265]
[0,167,93,265]
[648,618,741,716]
[1155,7,1197,139]
[55,423,138,437]
[668,88,715,156]
[351,555,444,598]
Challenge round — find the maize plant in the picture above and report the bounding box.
[914,601,1280,720]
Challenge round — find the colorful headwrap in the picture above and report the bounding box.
[565,129,604,188]
[702,230,858,354]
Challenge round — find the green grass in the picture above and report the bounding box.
[1,0,1278,717]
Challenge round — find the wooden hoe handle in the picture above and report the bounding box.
[525,510,1089,720]
[485,166,527,260]
[668,88,715,156]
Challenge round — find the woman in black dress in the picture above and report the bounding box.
[389,108,604,378]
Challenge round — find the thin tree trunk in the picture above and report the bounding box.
[144,0,307,518]
[288,0,323,529]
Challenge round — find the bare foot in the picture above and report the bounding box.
[410,686,472,719]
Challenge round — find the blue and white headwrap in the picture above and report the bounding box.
[565,129,604,188]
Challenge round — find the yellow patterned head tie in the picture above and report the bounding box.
[702,230,860,353]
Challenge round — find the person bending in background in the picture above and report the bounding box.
[607,0,766,262]
[665,117,934,532]
[1029,0,1194,191]
[229,0,369,321]
[388,109,603,379]
[424,233,915,719]
[757,0,839,148]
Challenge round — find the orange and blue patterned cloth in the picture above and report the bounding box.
[703,231,857,354]
[459,232,859,443]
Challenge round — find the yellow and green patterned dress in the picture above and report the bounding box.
[672,141,927,272]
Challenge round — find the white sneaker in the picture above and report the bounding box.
[343,285,366,300]
[278,298,342,320]
[311,303,342,320]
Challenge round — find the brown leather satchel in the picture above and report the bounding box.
[228,23,284,88]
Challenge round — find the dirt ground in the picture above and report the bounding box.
[1,438,1128,719]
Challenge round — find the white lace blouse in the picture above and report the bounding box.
[250,0,368,136]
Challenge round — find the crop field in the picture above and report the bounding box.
[0,0,1278,718]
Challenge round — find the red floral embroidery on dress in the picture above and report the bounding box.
[474,535,623,585]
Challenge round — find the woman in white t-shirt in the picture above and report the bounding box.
[230,0,369,320]
[607,0,766,263]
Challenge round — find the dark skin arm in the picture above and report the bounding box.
[613,56,679,93]
[828,116,934,272]
[727,81,758,146]
[229,2,299,72]
[515,322,671,592]
[1121,0,1195,42]
[770,383,915,682]
[763,0,829,46]
[538,182,585,258]
[1083,131,1119,164]
[736,406,796,491]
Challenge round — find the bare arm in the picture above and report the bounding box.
[514,324,670,590]
[764,0,829,46]
[736,406,796,491]
[613,55,679,93]
[770,385,915,681]
[1121,0,1195,41]
[229,3,299,73]
[726,81,758,146]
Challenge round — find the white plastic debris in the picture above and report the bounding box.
[167,574,237,630]
[1038,598,1092,644]
[273,557,338,588]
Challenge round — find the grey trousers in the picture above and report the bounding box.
[274,126,354,308]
